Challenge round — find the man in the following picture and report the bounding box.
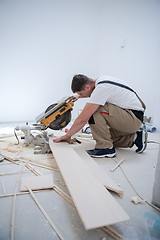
[54,74,147,158]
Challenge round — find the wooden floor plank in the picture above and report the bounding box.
[20,175,54,192]
[49,140,129,230]
[75,149,123,196]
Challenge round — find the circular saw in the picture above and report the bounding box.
[36,96,74,130]
[14,96,74,154]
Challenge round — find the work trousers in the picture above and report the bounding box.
[89,103,143,149]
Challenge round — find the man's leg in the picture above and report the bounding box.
[88,113,113,149]
[110,128,135,148]
[89,103,142,149]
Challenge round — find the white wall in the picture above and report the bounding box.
[99,0,160,129]
[0,0,101,121]
[0,0,160,129]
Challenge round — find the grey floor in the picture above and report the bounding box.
[0,122,160,240]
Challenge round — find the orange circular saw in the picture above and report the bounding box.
[36,96,74,130]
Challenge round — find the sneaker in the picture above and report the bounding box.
[135,130,148,153]
[87,147,116,158]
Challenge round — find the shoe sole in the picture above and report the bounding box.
[89,153,116,158]
[137,131,148,153]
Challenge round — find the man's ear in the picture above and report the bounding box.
[85,84,91,90]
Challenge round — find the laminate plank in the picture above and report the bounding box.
[75,149,123,195]
[20,175,54,192]
[49,140,129,230]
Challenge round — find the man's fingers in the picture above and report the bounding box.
[53,135,71,143]
[70,95,79,102]
[53,138,60,143]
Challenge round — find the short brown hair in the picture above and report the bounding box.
[71,74,93,93]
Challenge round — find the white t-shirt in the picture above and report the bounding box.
[87,76,144,111]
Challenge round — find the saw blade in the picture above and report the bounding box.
[45,104,71,130]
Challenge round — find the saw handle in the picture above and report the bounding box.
[69,95,79,102]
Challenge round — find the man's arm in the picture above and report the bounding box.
[53,103,100,143]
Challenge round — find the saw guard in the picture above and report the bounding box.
[42,101,74,128]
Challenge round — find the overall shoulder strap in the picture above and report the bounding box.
[97,80,146,111]
[98,80,134,92]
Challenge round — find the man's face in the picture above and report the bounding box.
[76,84,93,98]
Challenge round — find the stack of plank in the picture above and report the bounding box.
[49,140,129,230]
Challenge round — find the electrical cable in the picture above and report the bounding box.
[113,159,160,213]
[14,128,19,145]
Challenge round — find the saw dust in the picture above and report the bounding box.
[0,135,57,169]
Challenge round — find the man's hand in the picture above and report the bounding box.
[69,94,79,102]
[53,103,100,144]
[53,134,71,143]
